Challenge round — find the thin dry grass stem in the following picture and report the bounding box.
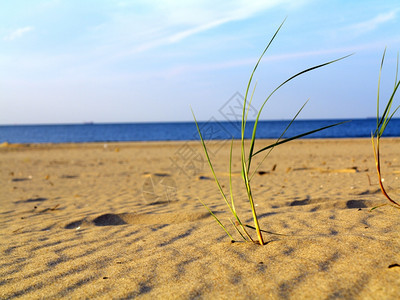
[372,138,399,206]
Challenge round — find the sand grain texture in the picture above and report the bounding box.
[1,139,400,299]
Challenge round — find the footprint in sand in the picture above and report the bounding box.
[64,212,210,229]
[14,197,48,204]
[11,177,31,182]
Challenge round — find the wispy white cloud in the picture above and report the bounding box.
[167,17,234,44]
[124,16,239,55]
[114,0,302,56]
[158,39,400,78]
[346,9,398,35]
[3,26,34,41]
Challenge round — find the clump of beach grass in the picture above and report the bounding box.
[371,49,400,210]
[192,20,350,245]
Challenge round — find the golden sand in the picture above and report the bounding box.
[1,139,400,299]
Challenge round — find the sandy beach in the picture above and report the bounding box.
[1,138,400,299]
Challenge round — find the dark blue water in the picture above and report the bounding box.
[1,119,399,144]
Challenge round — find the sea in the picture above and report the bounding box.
[1,119,400,144]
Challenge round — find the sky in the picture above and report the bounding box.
[1,0,400,124]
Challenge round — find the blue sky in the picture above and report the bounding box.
[1,0,399,124]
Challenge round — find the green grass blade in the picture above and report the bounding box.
[192,19,355,245]
[192,108,248,234]
[250,100,309,179]
[247,54,353,171]
[191,108,228,204]
[240,122,264,244]
[241,82,257,167]
[244,224,290,236]
[387,104,400,127]
[376,49,399,138]
[370,203,389,211]
[245,82,258,127]
[242,17,287,128]
[395,52,399,89]
[252,121,348,157]
[378,80,400,137]
[280,100,310,140]
[376,48,387,136]
[242,170,264,244]
[381,52,400,135]
[229,219,247,241]
[199,199,234,241]
[229,138,235,213]
[241,18,286,173]
[377,48,387,130]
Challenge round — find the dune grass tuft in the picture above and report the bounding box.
[371,49,400,210]
[192,20,350,245]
